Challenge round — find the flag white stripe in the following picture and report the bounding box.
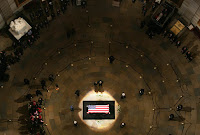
[87,104,110,114]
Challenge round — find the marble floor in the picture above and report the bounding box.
[0,0,200,135]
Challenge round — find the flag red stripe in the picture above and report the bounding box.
[88,109,109,111]
[87,104,110,114]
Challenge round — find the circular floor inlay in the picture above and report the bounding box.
[78,90,119,131]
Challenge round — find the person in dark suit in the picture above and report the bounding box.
[175,41,181,48]
[109,56,115,63]
[139,89,144,96]
[36,90,42,96]
[177,104,183,111]
[38,98,43,106]
[185,51,191,59]
[41,80,46,90]
[98,80,103,86]
[188,56,193,62]
[181,46,187,54]
[120,122,126,128]
[152,2,156,11]
[26,94,33,101]
[75,90,80,96]
[94,81,98,86]
[49,74,54,82]
[24,78,30,85]
[163,30,167,38]
[169,114,174,120]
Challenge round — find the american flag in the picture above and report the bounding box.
[87,104,110,114]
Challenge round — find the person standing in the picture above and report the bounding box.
[49,1,53,11]
[98,80,103,86]
[188,56,193,62]
[181,46,187,54]
[132,0,136,3]
[55,84,59,91]
[109,56,115,64]
[175,41,181,48]
[177,104,183,111]
[36,90,43,96]
[152,2,156,12]
[70,105,74,111]
[74,120,78,126]
[120,122,126,128]
[185,51,191,59]
[57,9,61,16]
[170,37,176,44]
[168,33,173,39]
[143,7,147,16]
[41,80,46,90]
[169,114,174,120]
[81,0,86,8]
[75,90,80,96]
[163,30,167,38]
[121,92,126,99]
[62,6,66,13]
[24,78,30,85]
[26,94,33,101]
[38,98,43,106]
[139,89,144,96]
[49,74,54,82]
[94,81,98,86]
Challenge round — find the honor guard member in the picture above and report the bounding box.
[75,90,80,96]
[120,122,126,128]
[98,80,103,86]
[169,114,174,120]
[74,120,78,126]
[177,104,183,111]
[121,92,126,99]
[139,89,144,96]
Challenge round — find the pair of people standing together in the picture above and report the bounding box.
[94,80,103,87]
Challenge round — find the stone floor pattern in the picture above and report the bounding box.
[0,0,200,135]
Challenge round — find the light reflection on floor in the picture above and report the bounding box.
[78,90,119,132]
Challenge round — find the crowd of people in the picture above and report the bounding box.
[141,1,158,17]
[0,27,40,82]
[28,100,45,134]
[139,1,160,38]
[24,75,58,134]
[137,0,194,62]
[25,89,45,134]
[28,0,87,27]
[0,0,89,83]
[25,80,45,134]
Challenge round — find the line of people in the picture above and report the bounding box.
[0,0,88,83]
[139,1,158,17]
[28,100,45,134]
[26,86,45,134]
[0,22,40,83]
[162,31,193,62]
[29,0,87,26]
[25,75,56,134]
